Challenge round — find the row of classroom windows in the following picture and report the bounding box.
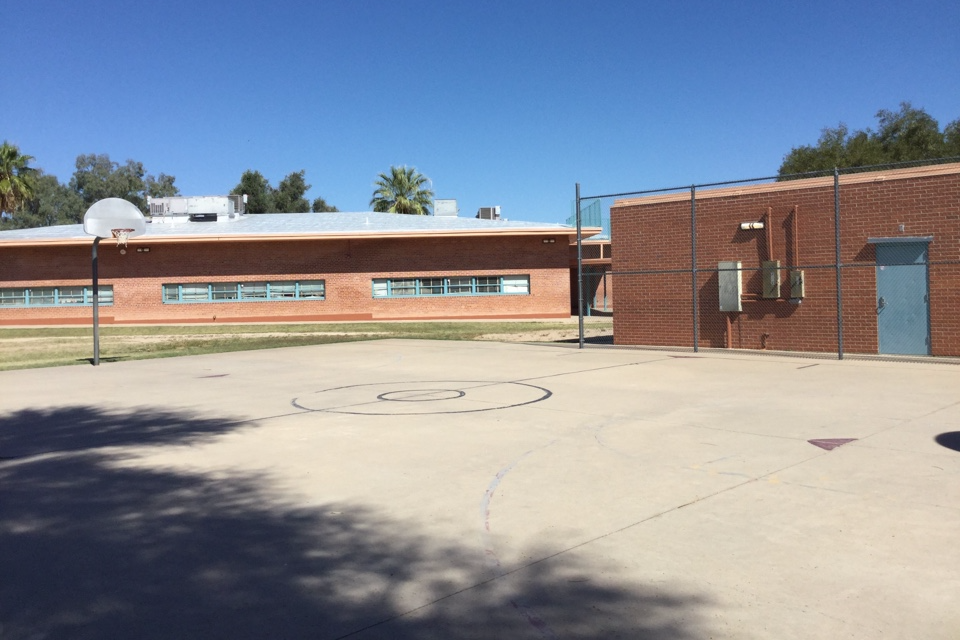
[0,275,531,307]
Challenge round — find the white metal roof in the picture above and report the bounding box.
[0,211,595,245]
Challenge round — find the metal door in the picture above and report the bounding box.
[876,242,930,355]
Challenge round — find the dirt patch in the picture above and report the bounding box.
[477,326,613,343]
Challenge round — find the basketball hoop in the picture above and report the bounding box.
[83,199,146,366]
[111,228,135,250]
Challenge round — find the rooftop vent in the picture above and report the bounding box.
[433,199,458,217]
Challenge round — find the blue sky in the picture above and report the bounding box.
[5,0,958,222]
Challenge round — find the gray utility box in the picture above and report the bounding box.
[762,260,781,299]
[790,270,805,298]
[718,261,743,312]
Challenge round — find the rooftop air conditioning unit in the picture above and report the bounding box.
[476,206,501,220]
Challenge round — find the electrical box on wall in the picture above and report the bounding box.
[790,270,805,298]
[762,260,781,299]
[718,261,743,312]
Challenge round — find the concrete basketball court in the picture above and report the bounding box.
[1,339,958,639]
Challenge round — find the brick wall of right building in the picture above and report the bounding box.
[611,167,960,356]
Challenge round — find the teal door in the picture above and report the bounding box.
[876,242,930,355]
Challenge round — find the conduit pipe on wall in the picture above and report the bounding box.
[765,207,774,261]
[791,205,800,266]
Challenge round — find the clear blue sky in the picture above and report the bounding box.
[5,0,958,222]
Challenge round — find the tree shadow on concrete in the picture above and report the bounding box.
[0,405,245,459]
[0,406,714,639]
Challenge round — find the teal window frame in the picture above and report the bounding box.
[372,275,530,298]
[162,280,326,303]
[0,285,113,307]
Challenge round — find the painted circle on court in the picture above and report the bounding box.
[291,380,551,415]
[377,389,466,402]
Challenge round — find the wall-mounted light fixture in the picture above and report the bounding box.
[136,247,151,253]
[542,238,556,244]
[740,221,764,230]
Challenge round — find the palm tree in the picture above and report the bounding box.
[370,166,434,215]
[0,142,38,215]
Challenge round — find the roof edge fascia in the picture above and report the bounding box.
[612,162,960,208]
[0,226,602,248]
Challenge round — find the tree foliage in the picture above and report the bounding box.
[8,171,86,229]
[370,166,434,215]
[0,149,179,229]
[232,169,335,214]
[273,170,311,213]
[232,170,274,213]
[311,196,338,213]
[69,154,161,211]
[146,173,179,199]
[779,103,960,177]
[0,141,38,216]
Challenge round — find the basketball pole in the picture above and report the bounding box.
[576,183,584,349]
[92,237,101,366]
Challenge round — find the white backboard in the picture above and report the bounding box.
[83,198,146,239]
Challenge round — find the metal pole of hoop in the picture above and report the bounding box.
[92,237,101,366]
[576,183,584,349]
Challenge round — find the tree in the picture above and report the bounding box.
[778,103,960,177]
[29,172,85,225]
[370,166,434,215]
[945,119,960,157]
[0,171,86,230]
[273,170,311,213]
[231,170,274,214]
[68,154,165,212]
[145,173,179,199]
[0,142,38,216]
[232,169,338,214]
[311,196,339,213]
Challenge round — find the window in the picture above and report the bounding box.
[502,276,530,293]
[58,287,86,305]
[0,289,27,306]
[372,275,530,298]
[30,288,57,305]
[298,281,326,299]
[240,282,267,299]
[162,280,326,303]
[447,277,474,294]
[0,286,113,307]
[181,285,210,302]
[268,282,297,298]
[211,283,240,301]
[475,277,501,293]
[389,279,417,296]
[419,278,445,295]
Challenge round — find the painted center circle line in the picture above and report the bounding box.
[377,389,466,402]
[291,380,552,415]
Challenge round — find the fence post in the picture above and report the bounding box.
[576,183,584,349]
[834,168,844,360]
[691,186,698,353]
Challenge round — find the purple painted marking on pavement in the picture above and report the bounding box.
[479,450,558,639]
[808,438,857,451]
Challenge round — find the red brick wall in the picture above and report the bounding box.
[0,234,572,324]
[611,168,960,356]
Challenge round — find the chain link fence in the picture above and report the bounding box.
[574,157,960,361]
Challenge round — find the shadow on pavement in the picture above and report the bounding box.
[0,406,713,639]
[934,431,960,452]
